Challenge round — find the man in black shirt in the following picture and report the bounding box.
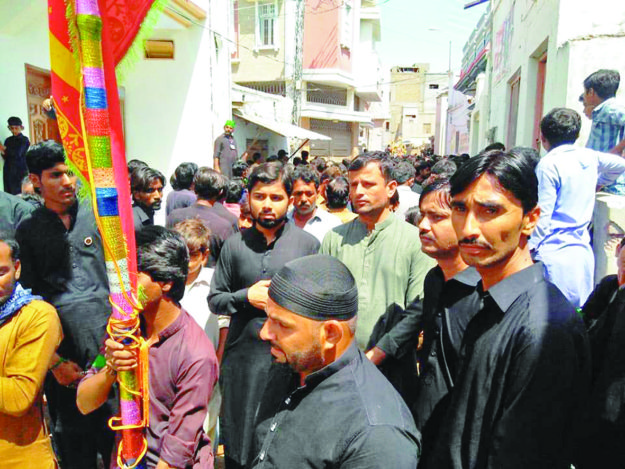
[213,120,239,180]
[574,237,625,468]
[16,141,115,469]
[424,151,590,469]
[130,165,165,230]
[251,254,420,468]
[167,167,237,264]
[0,191,34,234]
[209,163,319,469]
[406,178,481,461]
[1,116,30,195]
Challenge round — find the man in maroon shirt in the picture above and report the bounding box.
[77,226,219,468]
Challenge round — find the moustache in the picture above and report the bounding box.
[419,231,435,242]
[458,238,492,249]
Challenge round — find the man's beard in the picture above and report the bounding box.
[151,200,162,211]
[255,214,287,229]
[0,279,17,307]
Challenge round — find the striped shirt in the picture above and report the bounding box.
[586,98,625,194]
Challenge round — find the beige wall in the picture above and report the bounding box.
[232,0,286,83]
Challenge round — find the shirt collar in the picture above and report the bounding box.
[186,267,212,289]
[157,308,188,342]
[354,211,396,233]
[249,221,289,246]
[480,262,545,312]
[42,200,79,230]
[592,97,615,118]
[304,341,359,389]
[452,266,481,287]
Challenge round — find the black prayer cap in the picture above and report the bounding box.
[269,255,358,321]
[8,117,22,126]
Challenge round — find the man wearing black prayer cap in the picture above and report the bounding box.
[1,117,30,195]
[251,254,420,469]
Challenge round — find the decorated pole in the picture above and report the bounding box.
[48,0,167,466]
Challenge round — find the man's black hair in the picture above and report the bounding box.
[450,154,470,169]
[301,150,309,161]
[170,162,198,191]
[393,161,416,184]
[404,206,421,227]
[450,151,538,214]
[326,176,350,209]
[431,159,457,177]
[136,226,188,302]
[540,108,581,149]
[483,142,506,152]
[26,140,65,176]
[130,166,166,195]
[266,154,279,163]
[127,159,148,175]
[349,151,395,182]
[226,178,244,203]
[248,162,293,196]
[509,146,541,170]
[584,69,620,100]
[293,165,320,189]
[292,157,302,166]
[252,152,262,163]
[278,149,287,158]
[0,232,20,262]
[419,177,451,209]
[232,160,249,178]
[193,167,225,201]
[312,157,327,174]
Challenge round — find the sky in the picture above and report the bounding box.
[378,0,488,74]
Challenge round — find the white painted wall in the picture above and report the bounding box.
[484,0,625,152]
[123,0,231,177]
[121,0,232,225]
[0,0,50,188]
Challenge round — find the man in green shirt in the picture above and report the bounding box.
[320,152,434,362]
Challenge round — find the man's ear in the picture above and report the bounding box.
[522,205,541,236]
[321,320,343,350]
[160,281,174,294]
[14,259,21,281]
[29,173,41,189]
[386,179,398,198]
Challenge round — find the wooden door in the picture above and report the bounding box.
[506,75,521,149]
[25,64,61,145]
[532,54,548,150]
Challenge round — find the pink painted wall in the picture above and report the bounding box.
[303,0,351,73]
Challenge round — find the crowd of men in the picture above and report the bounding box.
[1,68,625,469]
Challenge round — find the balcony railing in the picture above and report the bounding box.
[306,83,347,106]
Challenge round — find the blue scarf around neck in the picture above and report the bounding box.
[0,283,42,327]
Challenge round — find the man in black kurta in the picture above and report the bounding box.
[574,238,625,468]
[251,255,420,469]
[16,141,115,468]
[213,120,239,180]
[424,152,590,469]
[209,163,319,469]
[1,117,30,195]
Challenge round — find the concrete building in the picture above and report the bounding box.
[459,0,625,154]
[458,0,625,280]
[231,0,385,158]
[389,64,448,150]
[0,0,233,199]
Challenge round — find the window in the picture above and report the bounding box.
[340,0,353,49]
[423,123,432,134]
[385,122,390,131]
[256,1,278,49]
[429,84,439,89]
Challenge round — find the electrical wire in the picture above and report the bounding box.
[165,4,438,91]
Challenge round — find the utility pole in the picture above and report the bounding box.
[288,0,305,125]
